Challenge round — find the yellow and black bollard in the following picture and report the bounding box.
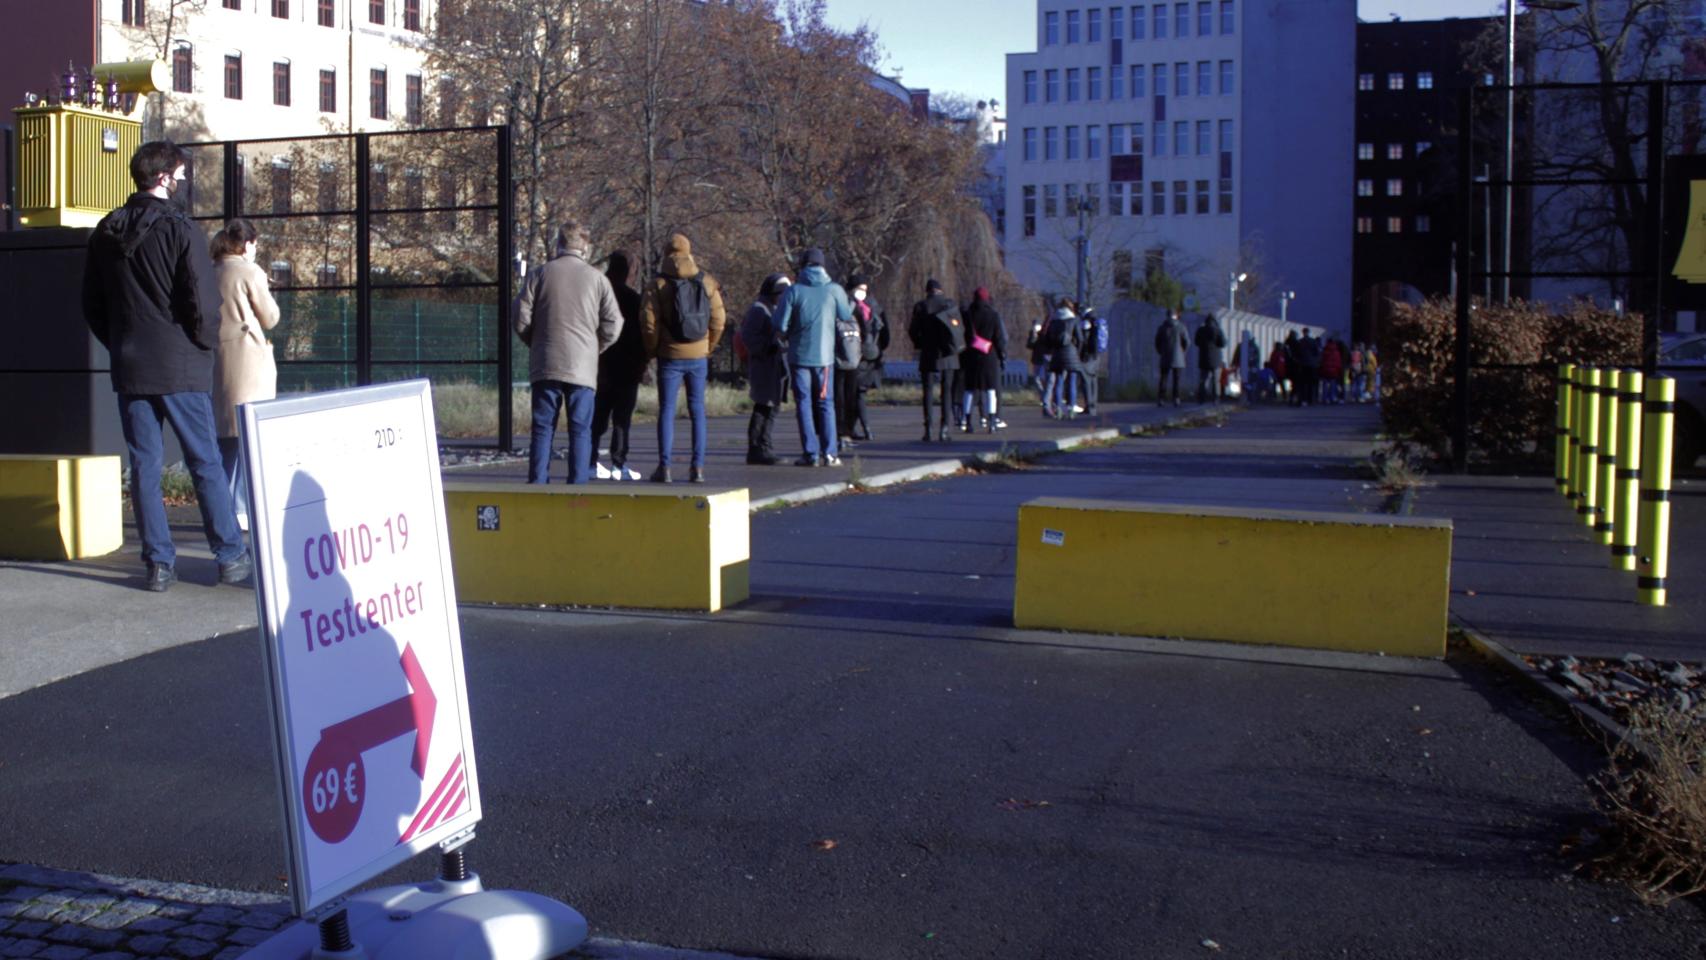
[1576,368,1601,529]
[1612,370,1643,572]
[1596,368,1620,546]
[1637,376,1675,606]
[1556,363,1573,496]
[1566,365,1582,505]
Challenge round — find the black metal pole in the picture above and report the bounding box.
[441,844,469,882]
[221,141,238,221]
[354,134,372,386]
[1453,89,1476,473]
[496,124,514,453]
[1644,80,1667,375]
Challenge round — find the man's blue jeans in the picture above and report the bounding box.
[791,365,837,459]
[656,358,708,468]
[529,380,596,484]
[118,392,245,568]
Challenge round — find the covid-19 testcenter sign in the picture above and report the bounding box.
[242,381,481,916]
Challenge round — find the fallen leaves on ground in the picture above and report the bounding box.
[996,798,1052,811]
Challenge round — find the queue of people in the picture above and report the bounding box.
[1026,296,1103,420]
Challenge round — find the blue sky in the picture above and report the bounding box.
[823,0,1502,105]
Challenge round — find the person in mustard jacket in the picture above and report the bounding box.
[210,218,280,527]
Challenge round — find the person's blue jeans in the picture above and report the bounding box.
[118,392,245,568]
[656,357,708,468]
[529,380,596,484]
[791,365,837,459]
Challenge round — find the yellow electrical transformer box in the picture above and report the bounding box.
[14,103,142,229]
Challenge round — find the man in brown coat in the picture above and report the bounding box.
[641,233,726,483]
[514,221,624,484]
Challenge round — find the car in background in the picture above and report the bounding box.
[1659,332,1705,470]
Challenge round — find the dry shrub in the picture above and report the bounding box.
[1592,701,1706,903]
[1380,298,1640,461]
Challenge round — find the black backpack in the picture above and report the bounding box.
[934,306,967,354]
[668,273,711,342]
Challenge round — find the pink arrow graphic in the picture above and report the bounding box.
[301,644,437,844]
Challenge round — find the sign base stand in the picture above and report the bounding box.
[243,873,588,960]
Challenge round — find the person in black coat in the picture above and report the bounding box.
[82,140,248,592]
[908,278,964,442]
[1194,313,1228,404]
[592,250,647,480]
[849,275,888,441]
[1045,299,1086,417]
[960,287,1008,432]
[1153,311,1189,407]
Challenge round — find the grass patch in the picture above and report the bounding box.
[431,381,755,439]
[1591,700,1706,903]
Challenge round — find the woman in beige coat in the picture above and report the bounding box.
[210,218,280,523]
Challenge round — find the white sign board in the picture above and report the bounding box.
[241,381,481,916]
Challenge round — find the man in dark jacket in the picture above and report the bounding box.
[1292,329,1322,407]
[82,141,249,593]
[1154,311,1188,407]
[1195,313,1228,404]
[908,279,964,442]
[591,250,646,481]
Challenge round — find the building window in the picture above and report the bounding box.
[1175,3,1189,37]
[1195,179,1210,214]
[271,159,292,215]
[1483,72,1496,86]
[318,263,339,287]
[1219,60,1233,95]
[1220,0,1234,34]
[1357,142,1374,160]
[1175,63,1188,97]
[273,61,290,106]
[319,0,334,26]
[1111,66,1124,100]
[1045,69,1059,103]
[1044,184,1059,218]
[1153,62,1167,97]
[406,73,422,124]
[1044,126,1059,161]
[1133,4,1146,39]
[1197,61,1211,98]
[404,0,420,31]
[1152,181,1166,216]
[369,0,383,25]
[372,164,389,208]
[1386,178,1403,196]
[1066,125,1080,160]
[1388,72,1405,90]
[1086,182,1102,216]
[1218,119,1233,153]
[1356,216,1374,234]
[1198,1,1212,35]
[1066,9,1081,43]
[1131,64,1146,99]
[1174,121,1188,155]
[1154,121,1166,155]
[224,54,242,100]
[1045,11,1059,45]
[1416,214,1431,232]
[1173,180,1188,215]
[319,68,336,112]
[1387,143,1404,160]
[172,44,193,93]
[1356,179,1373,196]
[1065,183,1080,214]
[1088,125,1103,159]
[1088,67,1102,100]
[122,0,145,26]
[1023,70,1037,104]
[223,0,240,8]
[1109,182,1126,217]
[1195,120,1210,155]
[1023,128,1037,161]
[370,67,388,119]
[317,161,338,211]
[1416,140,1433,155]
[1066,68,1081,102]
[1111,7,1124,42]
[273,0,289,17]
[269,261,294,287]
[1132,182,1144,216]
[1132,121,1144,155]
[1153,4,1166,38]
[1023,185,1036,237]
[1386,216,1403,233]
[1358,73,1374,91]
[1110,123,1128,155]
[1417,71,1434,90]
[1088,7,1103,41]
[1218,179,1232,213]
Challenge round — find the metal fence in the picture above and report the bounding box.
[182,125,516,448]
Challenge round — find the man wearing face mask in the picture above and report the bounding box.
[83,141,250,593]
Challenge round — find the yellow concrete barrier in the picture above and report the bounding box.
[1013,498,1452,657]
[0,454,123,560]
[442,482,749,611]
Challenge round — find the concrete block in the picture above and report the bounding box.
[0,454,122,560]
[443,482,750,612]
[1013,498,1452,657]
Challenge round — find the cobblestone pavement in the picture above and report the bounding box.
[0,862,289,960]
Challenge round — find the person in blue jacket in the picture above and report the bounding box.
[774,248,853,466]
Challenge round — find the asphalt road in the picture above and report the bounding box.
[3,406,1703,958]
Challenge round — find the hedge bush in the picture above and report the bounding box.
[1380,298,1640,461]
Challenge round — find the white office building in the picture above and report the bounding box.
[1004,0,1354,327]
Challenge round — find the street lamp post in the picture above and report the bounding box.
[1228,271,1247,311]
[1074,197,1089,310]
[1279,290,1296,325]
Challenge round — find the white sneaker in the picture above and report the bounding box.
[1072,405,1086,414]
[595,462,613,480]
[618,466,642,481]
